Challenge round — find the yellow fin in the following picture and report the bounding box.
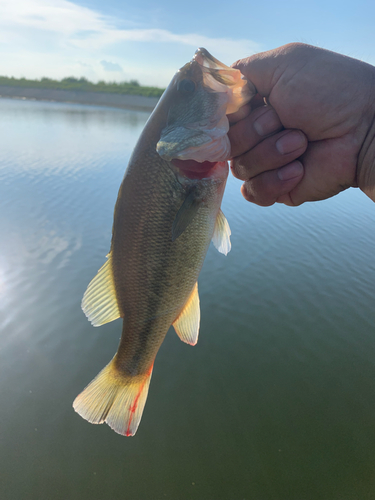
[212,209,231,256]
[73,358,153,436]
[173,282,200,346]
[81,252,121,327]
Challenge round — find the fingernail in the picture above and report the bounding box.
[253,109,281,136]
[278,161,303,181]
[276,131,306,154]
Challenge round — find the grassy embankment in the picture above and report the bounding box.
[0,76,165,98]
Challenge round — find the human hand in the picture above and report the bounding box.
[228,43,375,206]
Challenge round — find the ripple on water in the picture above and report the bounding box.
[2,98,375,500]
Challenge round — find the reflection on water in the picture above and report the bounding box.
[1,98,375,500]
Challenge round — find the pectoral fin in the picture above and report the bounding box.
[81,252,121,327]
[173,282,200,346]
[212,209,231,255]
[172,188,200,241]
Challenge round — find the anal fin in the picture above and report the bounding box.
[81,252,121,327]
[173,282,200,346]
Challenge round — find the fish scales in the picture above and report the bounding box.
[112,147,224,375]
[73,48,254,436]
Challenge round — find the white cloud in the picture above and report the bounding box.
[100,60,123,72]
[0,0,261,85]
[72,28,259,64]
[0,0,109,35]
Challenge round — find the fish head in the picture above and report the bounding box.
[156,48,255,164]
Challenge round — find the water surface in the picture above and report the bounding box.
[1,98,375,500]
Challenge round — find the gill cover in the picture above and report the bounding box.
[156,48,255,163]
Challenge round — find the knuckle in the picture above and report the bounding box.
[244,177,276,207]
[230,158,249,181]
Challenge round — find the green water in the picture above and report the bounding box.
[1,98,375,500]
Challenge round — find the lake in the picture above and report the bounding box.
[1,97,375,500]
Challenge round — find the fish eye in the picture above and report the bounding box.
[177,79,196,93]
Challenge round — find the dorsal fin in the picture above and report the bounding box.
[212,209,231,255]
[173,282,200,346]
[81,252,121,327]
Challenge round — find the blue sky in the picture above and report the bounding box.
[0,0,374,87]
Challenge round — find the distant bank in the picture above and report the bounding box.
[0,86,160,111]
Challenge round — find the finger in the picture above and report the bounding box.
[249,93,266,110]
[241,161,304,206]
[227,103,251,124]
[231,129,307,181]
[227,93,265,124]
[284,137,357,205]
[228,106,283,158]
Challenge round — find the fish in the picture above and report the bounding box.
[73,48,254,436]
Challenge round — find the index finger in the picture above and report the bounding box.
[227,94,264,124]
[228,105,283,158]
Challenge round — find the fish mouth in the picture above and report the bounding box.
[171,159,220,180]
[194,48,225,66]
[193,48,228,70]
[156,47,255,166]
[177,47,253,108]
[172,158,216,173]
[193,47,249,91]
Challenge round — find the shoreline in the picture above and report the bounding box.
[0,86,159,112]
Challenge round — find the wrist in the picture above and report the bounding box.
[357,65,375,202]
[358,115,375,202]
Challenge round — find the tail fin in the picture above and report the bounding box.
[73,358,153,436]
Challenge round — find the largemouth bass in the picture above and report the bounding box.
[73,48,254,436]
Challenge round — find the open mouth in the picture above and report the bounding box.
[171,159,218,179]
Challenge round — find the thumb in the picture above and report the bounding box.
[232,50,283,98]
[232,43,312,98]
